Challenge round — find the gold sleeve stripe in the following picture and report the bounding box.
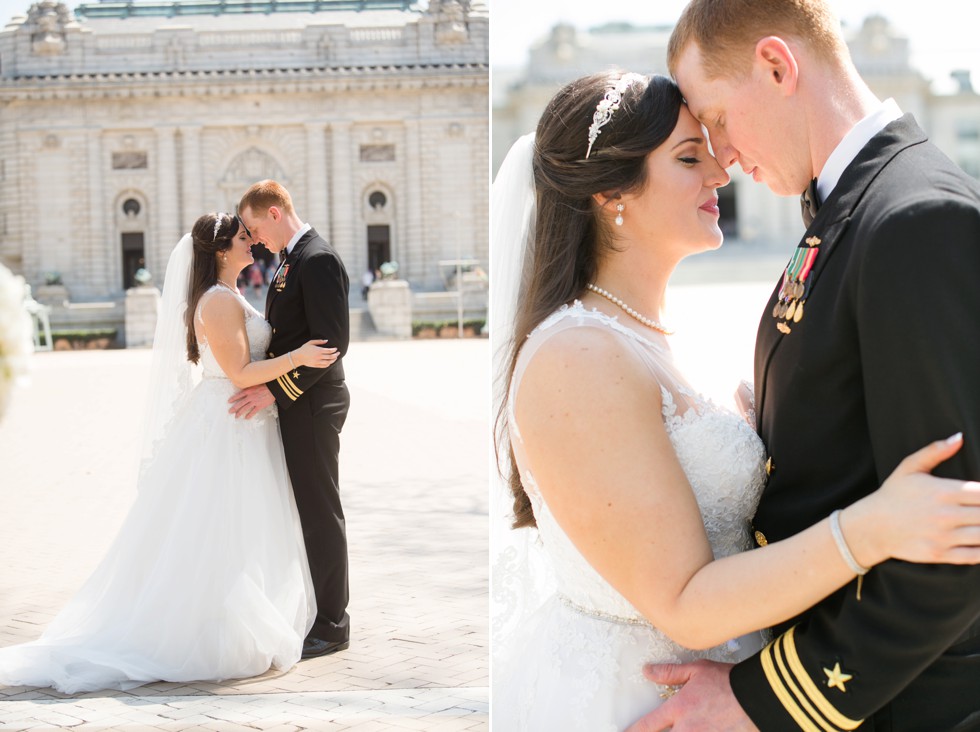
[280,374,302,399]
[772,636,843,732]
[276,374,301,400]
[760,639,825,732]
[783,627,863,730]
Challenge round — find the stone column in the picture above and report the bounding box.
[86,131,109,295]
[328,121,356,268]
[402,119,424,285]
[155,127,180,283]
[180,125,202,234]
[305,122,330,232]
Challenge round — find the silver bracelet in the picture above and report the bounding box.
[830,509,869,576]
[287,350,296,370]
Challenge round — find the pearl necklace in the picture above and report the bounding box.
[586,283,674,335]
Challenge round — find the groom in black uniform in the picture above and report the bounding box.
[231,180,351,658]
[627,1,980,730]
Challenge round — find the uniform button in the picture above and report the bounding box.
[269,352,275,358]
[765,457,774,476]
[754,530,768,547]
[273,328,276,334]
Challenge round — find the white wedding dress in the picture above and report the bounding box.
[0,285,314,693]
[493,302,769,731]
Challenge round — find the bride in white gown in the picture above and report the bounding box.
[0,212,337,693]
[490,72,980,731]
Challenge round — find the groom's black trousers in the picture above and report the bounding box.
[279,379,350,643]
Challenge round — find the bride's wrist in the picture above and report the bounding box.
[838,502,885,570]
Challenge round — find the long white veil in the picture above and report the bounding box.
[490,133,557,676]
[138,234,201,480]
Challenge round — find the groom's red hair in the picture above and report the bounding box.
[667,0,849,81]
[238,179,295,217]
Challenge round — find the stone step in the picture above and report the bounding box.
[350,307,386,341]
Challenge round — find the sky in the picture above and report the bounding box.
[491,0,980,93]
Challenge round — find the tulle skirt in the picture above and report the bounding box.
[0,377,315,693]
[492,594,765,732]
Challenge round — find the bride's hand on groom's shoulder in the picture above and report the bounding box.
[624,660,758,732]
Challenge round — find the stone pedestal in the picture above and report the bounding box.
[34,284,69,308]
[124,286,160,348]
[367,280,412,339]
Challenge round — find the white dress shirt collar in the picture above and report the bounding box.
[816,98,903,204]
[283,222,311,257]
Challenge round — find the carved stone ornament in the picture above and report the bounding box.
[220,147,289,190]
[359,144,396,163]
[27,1,71,57]
[428,0,468,45]
[112,151,148,170]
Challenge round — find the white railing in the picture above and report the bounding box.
[349,27,403,43]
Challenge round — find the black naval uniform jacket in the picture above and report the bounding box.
[729,116,980,731]
[264,227,349,403]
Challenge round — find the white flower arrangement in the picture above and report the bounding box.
[0,263,33,420]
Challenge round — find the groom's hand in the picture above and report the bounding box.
[624,660,758,732]
[228,384,275,419]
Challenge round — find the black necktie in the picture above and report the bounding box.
[279,249,288,264]
[801,177,820,228]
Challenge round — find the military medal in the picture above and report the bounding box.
[273,263,290,292]
[773,236,821,331]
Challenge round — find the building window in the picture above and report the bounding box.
[359,144,395,163]
[123,198,141,217]
[113,151,148,170]
[368,191,387,210]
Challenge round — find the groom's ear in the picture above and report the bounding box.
[753,36,799,95]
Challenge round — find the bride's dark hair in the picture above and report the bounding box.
[185,212,240,364]
[496,72,684,529]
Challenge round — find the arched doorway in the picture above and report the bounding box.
[364,185,394,277]
[115,192,149,290]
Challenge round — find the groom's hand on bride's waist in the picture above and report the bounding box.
[228,384,275,419]
[625,660,758,732]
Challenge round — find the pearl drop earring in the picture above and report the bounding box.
[615,203,625,227]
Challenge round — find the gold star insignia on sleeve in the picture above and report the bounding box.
[824,662,853,693]
[292,370,300,380]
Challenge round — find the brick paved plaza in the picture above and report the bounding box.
[0,339,489,731]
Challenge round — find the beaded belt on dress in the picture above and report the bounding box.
[558,593,652,627]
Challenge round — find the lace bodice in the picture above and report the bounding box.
[509,301,767,653]
[195,285,271,379]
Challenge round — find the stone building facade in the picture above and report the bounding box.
[493,15,980,252]
[0,0,489,317]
